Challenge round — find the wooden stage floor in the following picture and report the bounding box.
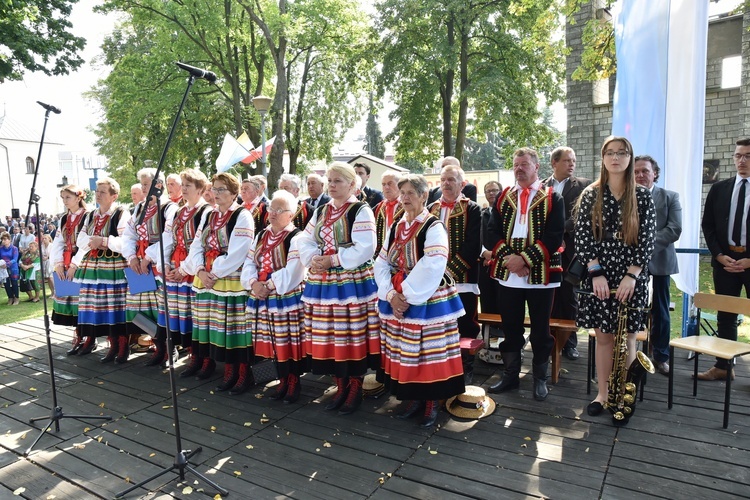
[0,318,749,499]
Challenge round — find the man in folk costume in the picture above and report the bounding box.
[279,173,313,230]
[166,173,186,207]
[121,168,178,366]
[241,177,268,230]
[485,147,565,401]
[373,171,405,257]
[427,163,482,384]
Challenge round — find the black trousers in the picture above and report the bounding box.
[551,278,579,348]
[712,262,750,369]
[497,284,555,366]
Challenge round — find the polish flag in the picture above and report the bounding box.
[215,133,253,173]
[241,136,276,164]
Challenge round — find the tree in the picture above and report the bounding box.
[364,93,386,159]
[0,0,86,82]
[377,0,565,166]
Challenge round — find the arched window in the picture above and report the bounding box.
[26,157,34,174]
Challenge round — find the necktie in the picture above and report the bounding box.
[733,179,747,246]
[519,187,530,224]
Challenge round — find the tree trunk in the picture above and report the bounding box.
[455,31,470,163]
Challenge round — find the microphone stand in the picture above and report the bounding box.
[25,106,112,456]
[116,70,228,499]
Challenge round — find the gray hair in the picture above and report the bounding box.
[398,174,430,198]
[271,189,297,212]
[279,173,301,191]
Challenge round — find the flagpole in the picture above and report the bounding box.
[252,95,273,195]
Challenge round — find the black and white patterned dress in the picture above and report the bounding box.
[575,184,656,333]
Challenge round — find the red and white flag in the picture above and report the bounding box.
[241,136,276,164]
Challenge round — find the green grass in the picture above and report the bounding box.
[0,283,52,325]
[668,256,750,343]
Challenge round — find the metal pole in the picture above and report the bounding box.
[260,111,268,190]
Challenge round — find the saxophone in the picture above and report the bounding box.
[605,300,655,426]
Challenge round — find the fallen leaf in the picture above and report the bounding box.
[97,436,102,443]
[73,443,85,450]
[84,427,91,433]
[162,405,172,409]
[149,453,156,457]
[98,403,106,408]
[233,471,241,476]
[125,477,131,483]
[210,426,217,432]
[182,486,193,494]
[378,477,385,484]
[260,418,269,424]
[191,408,198,411]
[13,487,25,495]
[286,431,290,436]
[46,495,56,499]
[20,433,27,440]
[254,394,263,399]
[246,444,254,450]
[585,447,590,452]
[29,387,36,392]
[523,436,532,441]
[521,444,527,448]
[316,448,320,452]
[243,422,252,427]
[97,381,104,385]
[322,442,332,448]
[262,413,267,418]
[429,450,438,455]
[113,430,119,434]
[213,495,223,500]
[387,473,392,477]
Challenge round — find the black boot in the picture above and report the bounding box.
[532,362,549,401]
[179,349,202,378]
[216,363,239,392]
[269,376,289,400]
[229,363,254,395]
[324,376,349,411]
[396,400,423,419]
[420,400,440,428]
[195,358,216,380]
[78,335,97,355]
[338,377,363,415]
[283,374,301,404]
[488,351,522,393]
[100,335,118,363]
[144,338,166,367]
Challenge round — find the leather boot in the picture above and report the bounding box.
[269,376,289,400]
[532,362,549,401]
[324,376,349,411]
[115,335,130,364]
[488,351,522,393]
[338,377,364,415]
[67,328,84,356]
[78,335,97,355]
[100,335,118,363]
[215,363,239,392]
[396,400,423,419]
[283,374,301,404]
[144,338,166,367]
[195,358,216,380]
[179,349,202,378]
[229,363,254,395]
[420,400,439,428]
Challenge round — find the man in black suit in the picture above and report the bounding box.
[542,147,591,360]
[353,163,384,209]
[635,155,682,376]
[305,173,331,209]
[427,157,478,204]
[700,137,750,381]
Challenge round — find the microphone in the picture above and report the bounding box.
[36,101,61,114]
[175,62,217,83]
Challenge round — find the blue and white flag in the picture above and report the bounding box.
[612,0,708,301]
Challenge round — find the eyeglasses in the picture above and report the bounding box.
[211,187,230,194]
[734,153,750,162]
[604,151,631,159]
[267,208,292,215]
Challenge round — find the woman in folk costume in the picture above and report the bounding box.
[122,167,178,367]
[73,178,131,363]
[241,190,307,402]
[374,174,466,428]
[184,172,255,394]
[50,185,91,355]
[297,161,380,416]
[154,169,212,375]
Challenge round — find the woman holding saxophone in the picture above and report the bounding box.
[574,136,656,420]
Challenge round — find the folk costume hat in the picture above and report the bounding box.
[446,385,496,419]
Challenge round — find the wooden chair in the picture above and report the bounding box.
[668,292,750,428]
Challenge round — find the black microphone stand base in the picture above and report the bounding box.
[25,406,112,457]
[115,447,229,499]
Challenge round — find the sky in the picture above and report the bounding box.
[0,0,743,157]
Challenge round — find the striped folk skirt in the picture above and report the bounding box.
[301,264,381,378]
[192,271,251,363]
[52,271,78,327]
[377,285,466,401]
[156,276,194,345]
[248,286,307,377]
[75,251,128,338]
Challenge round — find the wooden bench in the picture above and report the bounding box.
[668,292,750,428]
[477,312,578,384]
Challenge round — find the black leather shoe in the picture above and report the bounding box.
[488,375,519,394]
[419,400,439,428]
[563,347,580,360]
[587,401,604,416]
